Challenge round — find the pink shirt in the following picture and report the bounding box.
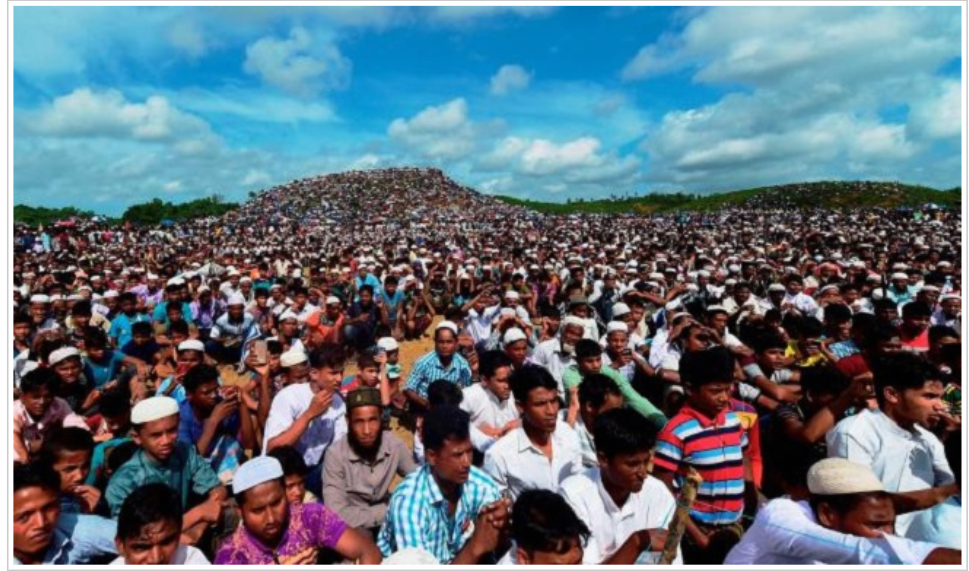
[13,398,89,462]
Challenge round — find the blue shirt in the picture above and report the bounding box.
[108,313,151,348]
[13,513,117,564]
[152,301,194,326]
[83,350,126,389]
[377,465,501,563]
[177,400,244,484]
[354,274,382,300]
[156,376,188,404]
[405,352,473,399]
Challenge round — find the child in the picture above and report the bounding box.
[377,337,407,411]
[37,426,105,515]
[113,483,211,565]
[267,445,319,504]
[340,353,380,397]
[14,368,90,463]
[121,321,161,366]
[155,339,206,404]
[653,346,755,565]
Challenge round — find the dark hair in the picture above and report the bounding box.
[131,321,153,337]
[421,405,471,452]
[106,441,140,474]
[861,321,902,351]
[37,427,95,469]
[384,276,399,286]
[578,373,622,409]
[902,301,932,319]
[929,325,960,345]
[871,352,942,407]
[119,292,138,304]
[357,353,377,370]
[14,311,31,325]
[13,462,60,494]
[267,446,309,477]
[99,388,131,418]
[574,339,602,360]
[254,287,269,299]
[117,483,184,542]
[479,350,513,380]
[70,300,92,317]
[824,304,853,324]
[308,343,346,370]
[84,326,110,350]
[20,367,61,394]
[512,489,591,557]
[168,320,189,337]
[427,379,463,408]
[873,298,899,314]
[267,340,284,355]
[593,408,658,458]
[183,364,220,394]
[809,491,892,517]
[750,331,787,354]
[358,284,374,295]
[680,345,735,387]
[540,305,561,319]
[511,364,558,404]
[799,366,849,397]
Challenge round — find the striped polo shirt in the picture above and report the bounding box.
[654,404,748,525]
[405,351,473,399]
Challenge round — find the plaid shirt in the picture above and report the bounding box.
[405,351,472,399]
[377,465,500,563]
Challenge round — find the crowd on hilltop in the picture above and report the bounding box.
[10,168,963,565]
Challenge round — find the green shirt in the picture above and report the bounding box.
[562,365,667,430]
[105,441,221,517]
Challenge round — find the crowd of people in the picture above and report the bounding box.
[11,167,963,565]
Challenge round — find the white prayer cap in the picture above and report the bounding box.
[325,296,341,306]
[562,315,586,329]
[768,283,787,293]
[504,290,520,300]
[685,284,699,293]
[49,294,65,302]
[807,458,885,496]
[728,264,741,273]
[725,279,737,286]
[178,339,205,353]
[382,547,440,566]
[240,276,252,284]
[103,290,119,298]
[435,321,459,335]
[147,273,159,280]
[706,305,729,315]
[502,328,527,345]
[920,285,940,293]
[941,294,961,302]
[697,270,711,278]
[30,294,50,304]
[233,456,284,496]
[377,337,399,352]
[937,261,953,268]
[279,309,299,322]
[891,272,909,281]
[227,293,247,306]
[270,284,283,291]
[48,347,80,366]
[291,269,303,278]
[227,269,241,277]
[166,278,185,287]
[648,272,664,281]
[606,321,628,334]
[280,349,307,368]
[132,396,179,425]
[67,294,83,302]
[198,285,211,294]
[612,302,631,317]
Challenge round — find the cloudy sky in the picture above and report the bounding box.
[13,5,962,214]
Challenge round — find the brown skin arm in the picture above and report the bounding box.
[332,526,383,564]
[404,388,429,411]
[602,529,667,565]
[891,483,959,514]
[922,547,962,565]
[653,467,709,549]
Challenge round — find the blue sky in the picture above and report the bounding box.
[13,5,962,215]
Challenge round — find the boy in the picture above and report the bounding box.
[268,445,318,504]
[14,367,90,463]
[113,483,210,564]
[155,339,206,404]
[37,426,104,515]
[340,352,380,397]
[49,346,98,414]
[653,346,756,564]
[121,322,161,366]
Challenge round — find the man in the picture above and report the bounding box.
[931,294,960,329]
[483,365,582,501]
[14,462,117,564]
[305,296,345,345]
[782,275,819,315]
[560,408,681,564]
[105,396,227,544]
[322,388,418,534]
[725,458,960,564]
[378,406,512,564]
[460,350,518,444]
[898,301,932,352]
[404,321,473,411]
[827,352,958,539]
[265,343,348,495]
[108,292,150,349]
[528,316,584,394]
[497,489,590,565]
[112,483,210,565]
[568,373,624,468]
[215,456,382,564]
[344,285,379,355]
[208,293,257,364]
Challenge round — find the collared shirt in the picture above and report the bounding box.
[559,467,681,564]
[527,339,576,394]
[321,432,418,529]
[263,383,347,467]
[378,465,501,564]
[783,292,819,314]
[465,305,501,344]
[405,351,472,400]
[105,441,221,517]
[111,545,210,565]
[177,400,244,485]
[211,313,257,347]
[826,408,954,538]
[483,421,583,501]
[724,498,939,565]
[13,398,90,463]
[460,384,518,432]
[214,502,348,565]
[108,312,151,348]
[14,513,117,565]
[654,404,748,525]
[562,365,667,430]
[563,413,597,468]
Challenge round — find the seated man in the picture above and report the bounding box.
[13,462,117,564]
[725,458,961,564]
[566,373,624,468]
[215,456,382,564]
[322,388,418,535]
[497,489,590,565]
[460,350,519,444]
[112,483,211,565]
[378,406,511,564]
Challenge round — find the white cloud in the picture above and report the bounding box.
[427,6,554,24]
[167,17,209,59]
[479,135,641,184]
[908,80,961,139]
[243,27,351,98]
[162,86,337,124]
[489,65,532,96]
[387,98,479,159]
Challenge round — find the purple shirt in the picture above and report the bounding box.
[214,502,348,564]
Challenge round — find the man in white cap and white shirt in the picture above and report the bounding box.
[209,293,258,364]
[528,315,585,395]
[725,458,960,564]
[932,293,961,330]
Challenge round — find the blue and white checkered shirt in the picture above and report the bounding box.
[377,465,501,563]
[405,351,473,399]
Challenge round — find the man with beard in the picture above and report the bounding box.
[215,456,382,565]
[322,388,417,536]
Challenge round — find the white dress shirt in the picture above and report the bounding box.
[461,384,518,432]
[527,339,576,395]
[483,420,582,501]
[559,468,682,564]
[725,498,940,564]
[826,408,954,538]
[263,383,347,467]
